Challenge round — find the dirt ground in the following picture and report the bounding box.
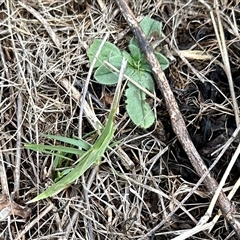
[1,0,240,239]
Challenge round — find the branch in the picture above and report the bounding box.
[115,0,240,238]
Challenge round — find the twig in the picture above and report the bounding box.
[172,125,240,239]
[115,0,240,238]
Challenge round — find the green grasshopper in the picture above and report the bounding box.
[26,59,127,203]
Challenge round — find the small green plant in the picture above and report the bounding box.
[87,16,169,129]
[25,61,125,203]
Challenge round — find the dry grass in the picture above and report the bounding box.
[1,0,240,239]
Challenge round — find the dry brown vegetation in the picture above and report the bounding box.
[1,0,240,239]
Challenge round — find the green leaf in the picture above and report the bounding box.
[94,55,137,86]
[44,135,91,150]
[26,58,126,203]
[128,43,142,62]
[87,39,122,68]
[128,17,168,72]
[86,17,168,130]
[139,58,151,72]
[54,168,72,182]
[128,35,142,58]
[140,52,169,72]
[138,17,169,70]
[130,70,155,93]
[128,16,162,51]
[125,83,155,128]
[94,55,123,85]
[25,144,86,156]
[122,51,134,64]
[155,52,169,70]
[140,16,162,38]
[122,51,141,73]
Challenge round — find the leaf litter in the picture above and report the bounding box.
[0,0,240,239]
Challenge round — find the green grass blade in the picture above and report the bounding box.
[27,58,128,203]
[43,135,91,150]
[28,149,98,202]
[25,144,86,156]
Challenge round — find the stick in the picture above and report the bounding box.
[115,0,240,238]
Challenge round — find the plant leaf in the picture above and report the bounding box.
[87,39,122,68]
[140,51,169,72]
[25,144,86,156]
[129,16,162,51]
[26,59,127,203]
[128,43,142,62]
[94,55,123,85]
[43,135,91,150]
[139,16,162,38]
[27,110,115,203]
[125,83,155,128]
[155,52,169,70]
[122,51,134,65]
[130,70,155,93]
[128,17,168,72]
[54,168,72,182]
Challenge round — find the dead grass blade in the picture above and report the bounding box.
[59,78,102,131]
[18,1,61,49]
[212,0,240,126]
[2,0,240,239]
